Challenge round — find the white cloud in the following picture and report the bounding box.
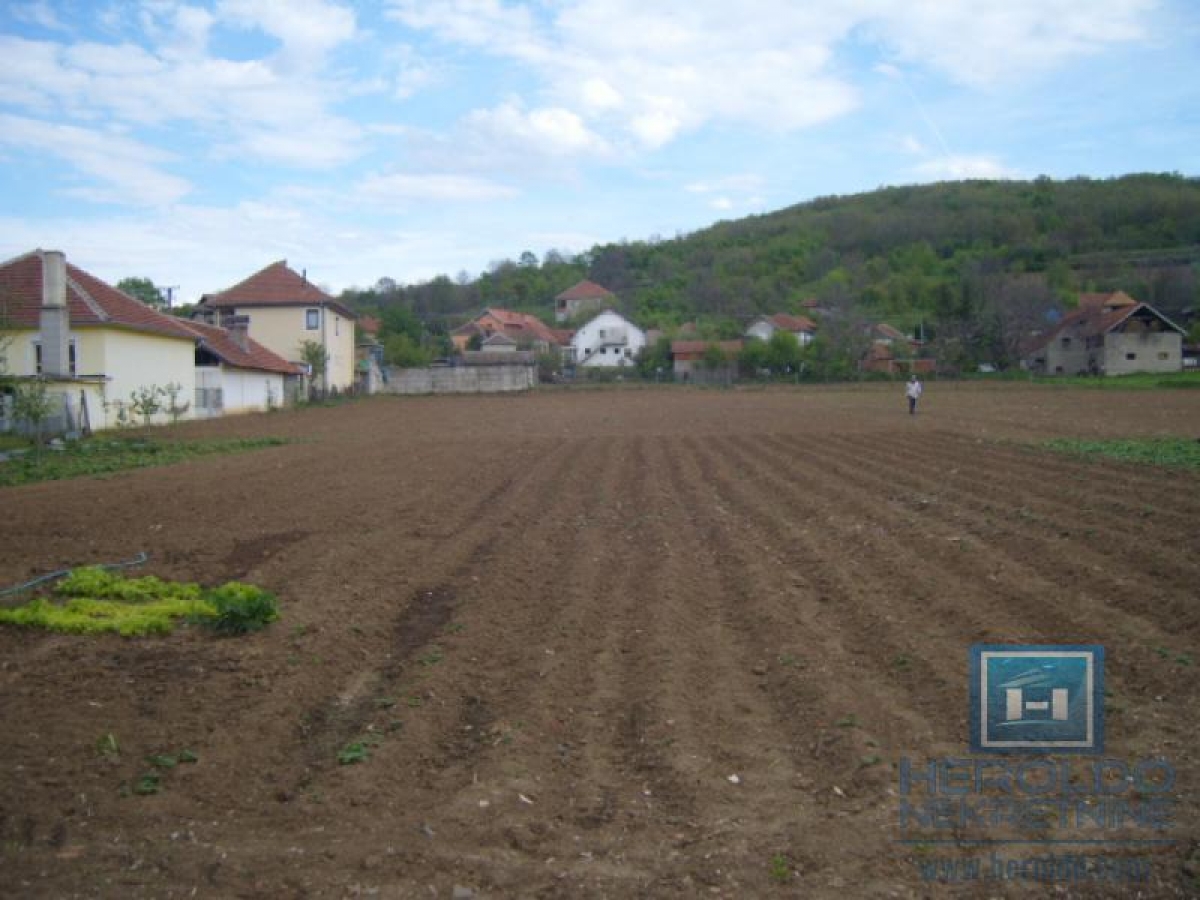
[0,113,190,205]
[0,13,365,171]
[913,154,1021,180]
[216,0,356,69]
[386,0,1157,157]
[464,101,612,158]
[862,0,1157,87]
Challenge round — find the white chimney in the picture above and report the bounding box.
[40,250,70,377]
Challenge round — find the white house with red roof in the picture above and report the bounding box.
[745,313,818,345]
[555,280,615,323]
[0,249,305,432]
[1023,292,1185,376]
[569,310,646,368]
[196,261,357,394]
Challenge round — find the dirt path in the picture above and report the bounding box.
[1,384,1198,898]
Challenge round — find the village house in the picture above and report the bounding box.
[569,310,646,369]
[1023,292,1185,376]
[1,249,196,432]
[451,308,572,355]
[0,249,299,432]
[195,261,357,394]
[671,340,743,382]
[554,280,615,323]
[745,313,818,345]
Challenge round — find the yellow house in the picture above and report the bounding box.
[195,261,357,394]
[1,249,197,432]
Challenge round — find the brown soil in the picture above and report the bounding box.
[1,383,1198,898]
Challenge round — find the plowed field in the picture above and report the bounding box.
[2,384,1198,898]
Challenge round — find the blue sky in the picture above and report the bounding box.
[1,0,1197,303]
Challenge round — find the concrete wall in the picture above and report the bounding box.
[382,365,536,395]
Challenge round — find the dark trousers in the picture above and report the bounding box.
[908,396,917,414]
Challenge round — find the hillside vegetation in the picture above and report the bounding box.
[345,174,1200,370]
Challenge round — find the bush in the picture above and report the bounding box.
[203,582,279,635]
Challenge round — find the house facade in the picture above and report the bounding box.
[196,261,357,394]
[555,280,614,323]
[569,310,646,368]
[0,249,197,431]
[1024,292,1185,376]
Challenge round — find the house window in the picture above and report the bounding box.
[1158,352,1169,360]
[33,340,77,376]
[305,309,319,330]
[1125,352,1137,361]
[1060,337,1071,349]
[335,317,340,337]
[599,329,606,339]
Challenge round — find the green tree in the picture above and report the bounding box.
[636,335,673,378]
[116,277,166,309]
[298,339,329,398]
[383,334,431,368]
[738,338,770,378]
[13,378,55,446]
[766,330,803,373]
[701,343,728,370]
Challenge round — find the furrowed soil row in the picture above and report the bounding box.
[668,436,935,889]
[798,433,1200,647]
[755,432,1192,647]
[740,434,1197,761]
[284,437,589,795]
[727,432,1046,647]
[638,437,842,894]
[899,430,1200,530]
[829,431,1200,585]
[676,435,961,749]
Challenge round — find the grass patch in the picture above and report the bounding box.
[0,566,278,637]
[1042,437,1200,470]
[966,370,1200,389]
[0,436,287,487]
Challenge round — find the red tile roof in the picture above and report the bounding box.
[1026,296,1185,353]
[556,280,614,301]
[358,315,382,336]
[202,261,356,319]
[179,319,304,376]
[768,313,818,332]
[463,307,569,346]
[0,249,196,341]
[1078,291,1138,311]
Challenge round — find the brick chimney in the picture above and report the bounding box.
[225,315,251,351]
[39,250,70,377]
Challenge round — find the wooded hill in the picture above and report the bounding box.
[345,173,1200,367]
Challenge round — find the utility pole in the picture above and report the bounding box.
[157,285,181,309]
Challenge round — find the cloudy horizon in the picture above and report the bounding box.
[1,0,1196,302]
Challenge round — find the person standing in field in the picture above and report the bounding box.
[905,374,923,415]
